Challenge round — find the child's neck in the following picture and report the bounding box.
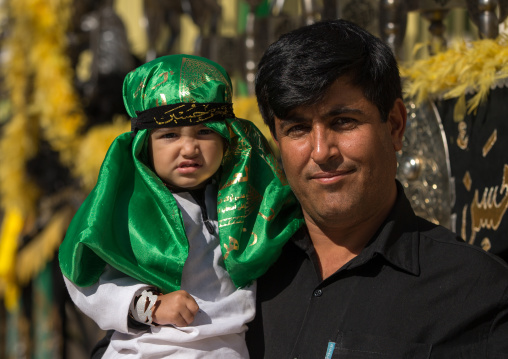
[163,180,210,193]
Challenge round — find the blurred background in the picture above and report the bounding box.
[0,0,507,357]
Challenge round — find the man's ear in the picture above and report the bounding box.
[388,98,407,151]
[270,129,280,149]
[270,118,280,148]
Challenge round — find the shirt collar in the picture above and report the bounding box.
[364,181,421,276]
[293,181,421,276]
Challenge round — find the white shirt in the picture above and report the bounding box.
[64,184,256,358]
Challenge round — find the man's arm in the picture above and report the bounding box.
[488,287,508,357]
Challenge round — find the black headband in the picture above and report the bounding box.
[131,102,235,132]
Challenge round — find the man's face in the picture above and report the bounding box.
[273,77,406,229]
[149,124,224,190]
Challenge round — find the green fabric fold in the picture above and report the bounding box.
[59,119,303,293]
[59,54,303,294]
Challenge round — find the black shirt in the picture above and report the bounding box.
[247,184,508,358]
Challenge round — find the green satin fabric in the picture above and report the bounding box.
[59,54,303,293]
[59,129,188,291]
[122,54,233,118]
[217,118,303,286]
[59,118,303,293]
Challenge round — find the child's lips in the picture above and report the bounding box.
[177,161,202,173]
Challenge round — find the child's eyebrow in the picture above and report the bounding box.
[153,128,175,133]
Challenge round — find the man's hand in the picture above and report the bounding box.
[152,290,199,327]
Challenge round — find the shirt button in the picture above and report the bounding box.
[313,289,322,297]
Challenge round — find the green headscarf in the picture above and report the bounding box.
[59,54,303,293]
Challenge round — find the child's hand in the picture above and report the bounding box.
[152,290,199,327]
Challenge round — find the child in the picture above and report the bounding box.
[58,54,302,358]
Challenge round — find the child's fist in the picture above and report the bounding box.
[152,290,199,327]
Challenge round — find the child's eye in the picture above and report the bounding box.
[198,129,214,135]
[162,132,178,139]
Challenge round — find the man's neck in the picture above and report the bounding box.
[305,221,370,279]
[304,201,394,280]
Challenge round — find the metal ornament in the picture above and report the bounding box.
[466,0,508,39]
[379,0,408,57]
[338,0,380,37]
[135,289,159,325]
[397,100,454,229]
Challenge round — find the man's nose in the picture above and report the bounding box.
[310,127,339,164]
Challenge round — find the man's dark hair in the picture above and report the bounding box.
[255,19,402,136]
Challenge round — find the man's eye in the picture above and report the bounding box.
[285,125,309,136]
[333,117,358,128]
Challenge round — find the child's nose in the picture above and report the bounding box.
[181,137,199,157]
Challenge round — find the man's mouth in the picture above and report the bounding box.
[310,168,355,183]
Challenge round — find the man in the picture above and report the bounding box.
[246,19,508,358]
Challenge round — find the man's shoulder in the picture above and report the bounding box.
[415,216,508,273]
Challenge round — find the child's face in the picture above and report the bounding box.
[149,125,224,190]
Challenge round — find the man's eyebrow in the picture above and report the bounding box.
[324,106,364,117]
[280,106,364,124]
[278,115,308,126]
